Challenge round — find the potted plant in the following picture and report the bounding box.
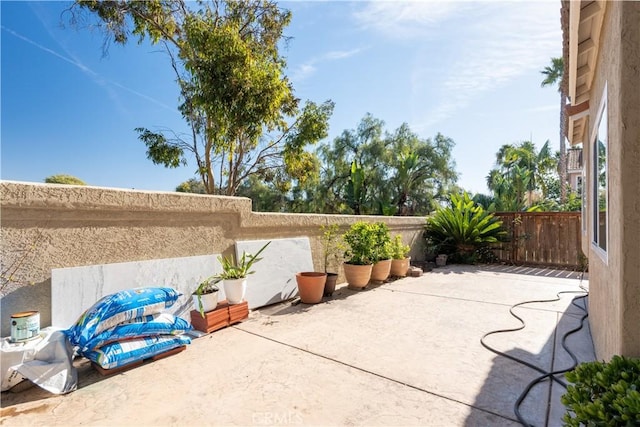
[320,224,342,296]
[217,241,270,304]
[370,222,392,283]
[390,235,411,277]
[295,272,327,304]
[342,222,376,289]
[192,276,222,317]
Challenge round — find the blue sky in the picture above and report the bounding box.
[1,1,562,195]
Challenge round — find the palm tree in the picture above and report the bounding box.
[541,57,568,203]
[487,140,556,210]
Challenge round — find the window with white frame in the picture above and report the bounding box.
[592,88,608,253]
[581,168,587,234]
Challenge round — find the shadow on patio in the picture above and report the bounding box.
[1,265,596,426]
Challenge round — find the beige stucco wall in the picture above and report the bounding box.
[0,181,426,337]
[585,1,640,360]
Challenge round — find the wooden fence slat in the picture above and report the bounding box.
[493,212,582,269]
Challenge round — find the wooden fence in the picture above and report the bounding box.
[491,212,585,270]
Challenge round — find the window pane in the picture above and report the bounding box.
[594,103,607,251]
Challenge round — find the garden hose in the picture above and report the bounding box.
[480,273,590,427]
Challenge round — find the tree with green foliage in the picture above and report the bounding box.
[44,174,86,185]
[541,56,568,203]
[345,160,366,215]
[175,178,206,194]
[236,174,286,212]
[71,0,333,196]
[486,140,556,211]
[310,115,457,215]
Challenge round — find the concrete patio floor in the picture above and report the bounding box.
[1,264,595,426]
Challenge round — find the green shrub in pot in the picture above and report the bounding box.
[342,222,377,265]
[390,235,410,260]
[370,222,392,262]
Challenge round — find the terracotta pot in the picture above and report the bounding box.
[370,259,392,282]
[295,272,326,304]
[390,257,411,277]
[324,273,338,296]
[343,263,373,289]
[436,254,448,267]
[223,278,247,304]
[191,291,219,313]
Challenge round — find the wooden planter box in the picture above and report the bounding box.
[228,301,249,325]
[190,300,249,333]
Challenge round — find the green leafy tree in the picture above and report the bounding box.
[387,126,458,215]
[345,161,366,215]
[44,174,86,185]
[487,140,556,211]
[314,114,387,214]
[71,0,333,196]
[236,174,287,212]
[311,115,457,215]
[541,56,568,202]
[471,193,497,211]
[175,178,206,194]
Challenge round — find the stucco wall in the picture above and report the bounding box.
[0,181,426,337]
[586,1,640,359]
[618,2,640,357]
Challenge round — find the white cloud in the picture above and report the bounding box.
[293,63,317,81]
[325,48,363,60]
[292,47,364,81]
[353,1,468,39]
[381,1,563,130]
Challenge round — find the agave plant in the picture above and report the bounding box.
[425,192,507,263]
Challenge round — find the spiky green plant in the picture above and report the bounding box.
[216,241,271,280]
[425,192,506,263]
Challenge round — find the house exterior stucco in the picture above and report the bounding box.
[572,1,640,359]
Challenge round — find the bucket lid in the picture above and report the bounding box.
[11,311,38,318]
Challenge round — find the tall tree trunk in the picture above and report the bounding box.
[559,92,567,203]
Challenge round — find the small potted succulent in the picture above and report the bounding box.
[342,222,377,289]
[217,241,270,304]
[389,235,411,277]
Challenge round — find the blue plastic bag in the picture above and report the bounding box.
[66,287,180,348]
[84,335,191,370]
[80,313,192,353]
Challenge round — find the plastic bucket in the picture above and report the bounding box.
[10,311,40,342]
